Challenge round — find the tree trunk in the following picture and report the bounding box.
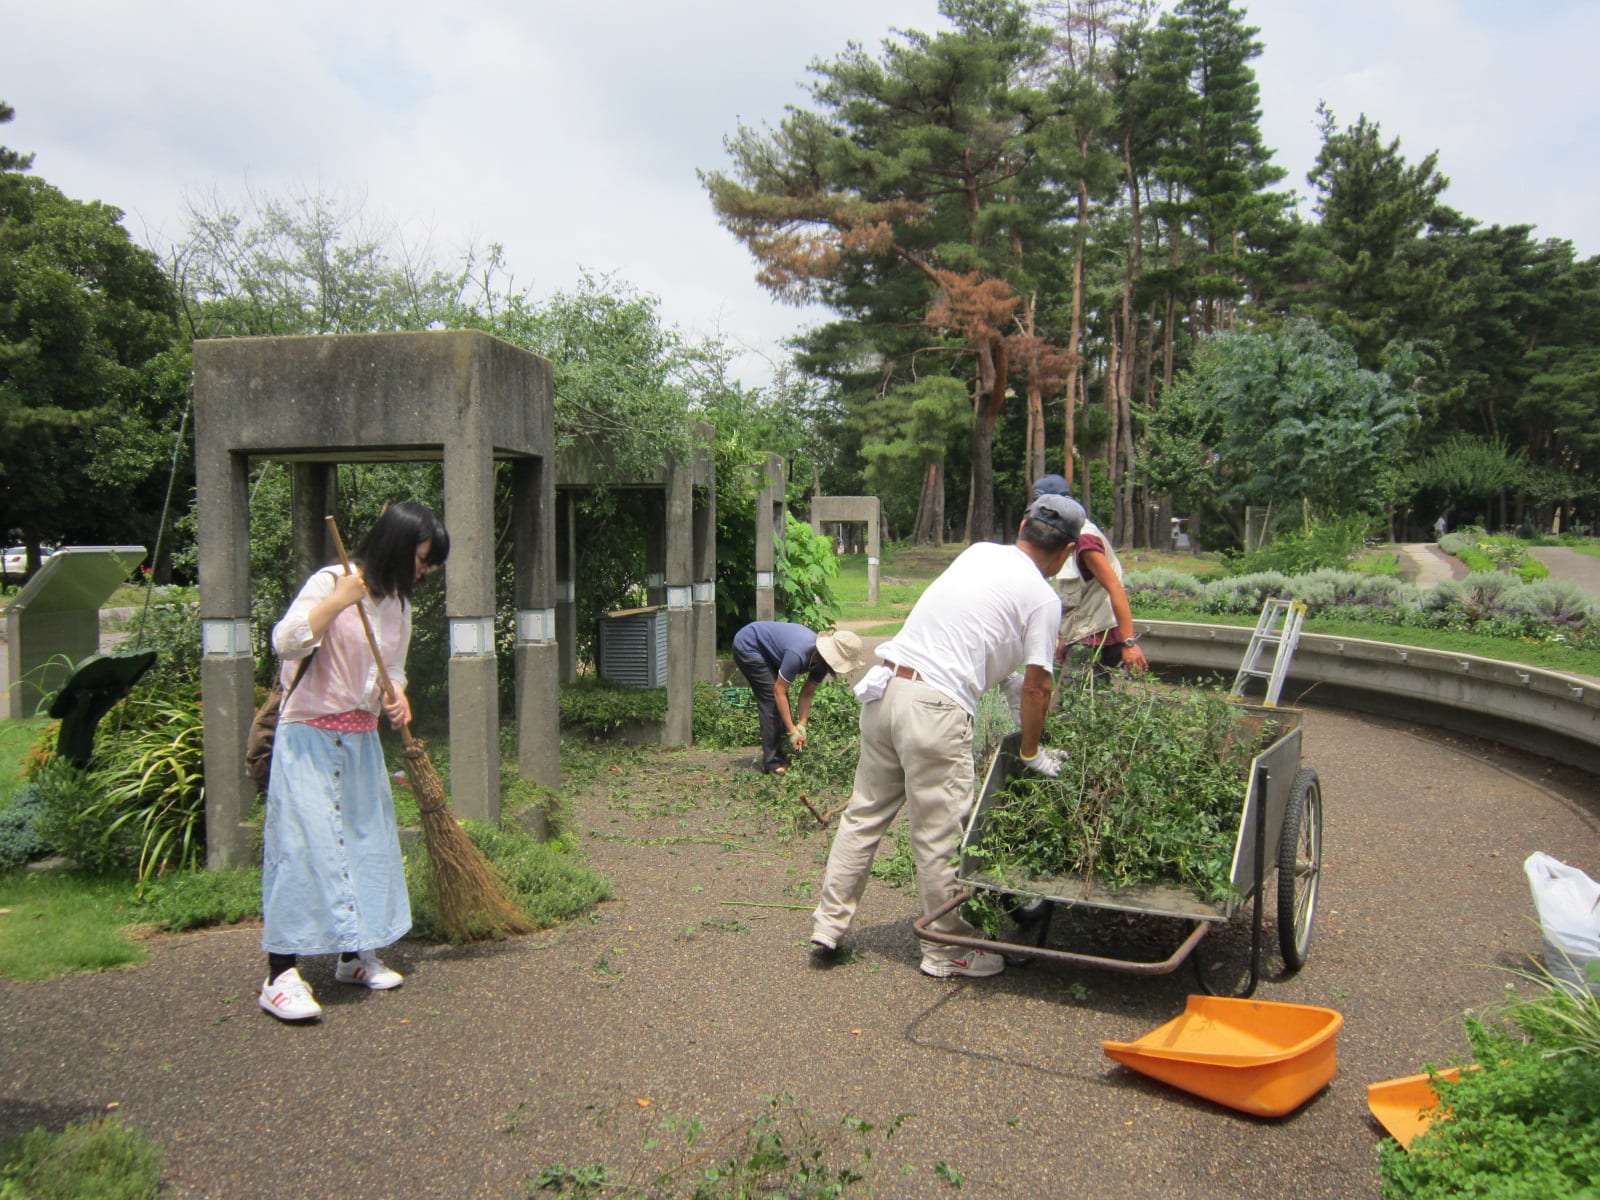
[1062,182,1089,494]
[964,335,1007,544]
[911,459,944,545]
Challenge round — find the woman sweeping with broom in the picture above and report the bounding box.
[258,501,449,1022]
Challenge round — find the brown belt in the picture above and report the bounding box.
[883,661,922,682]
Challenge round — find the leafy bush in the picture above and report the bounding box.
[1502,580,1594,633]
[32,759,138,876]
[0,1114,164,1200]
[776,513,841,629]
[558,678,669,737]
[1123,568,1205,604]
[91,686,206,887]
[967,682,1271,909]
[138,867,262,932]
[1378,1018,1600,1198]
[1219,513,1374,576]
[0,782,49,869]
[1196,571,1293,615]
[1440,527,1550,583]
[693,681,761,749]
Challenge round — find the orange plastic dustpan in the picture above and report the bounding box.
[1366,1066,1476,1150]
[1102,995,1344,1117]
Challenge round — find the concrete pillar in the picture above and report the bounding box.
[442,436,498,824]
[555,490,578,684]
[663,456,694,745]
[755,453,784,622]
[513,456,560,806]
[290,464,338,582]
[645,498,667,609]
[197,448,256,869]
[692,477,717,683]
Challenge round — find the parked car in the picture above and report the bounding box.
[3,546,55,576]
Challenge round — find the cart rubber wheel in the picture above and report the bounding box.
[1277,766,1322,971]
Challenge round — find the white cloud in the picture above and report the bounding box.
[4,0,1594,388]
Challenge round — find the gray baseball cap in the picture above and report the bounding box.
[1023,493,1086,540]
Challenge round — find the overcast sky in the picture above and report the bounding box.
[5,1,1597,387]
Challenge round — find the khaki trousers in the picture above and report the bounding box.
[812,676,977,967]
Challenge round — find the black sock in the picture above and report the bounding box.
[268,953,297,980]
[340,952,358,962]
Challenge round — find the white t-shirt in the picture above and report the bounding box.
[875,542,1061,716]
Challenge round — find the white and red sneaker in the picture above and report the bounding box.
[334,951,403,990]
[259,967,322,1021]
[920,949,1005,979]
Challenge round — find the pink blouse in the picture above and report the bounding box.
[272,568,412,723]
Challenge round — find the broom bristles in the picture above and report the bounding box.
[403,739,536,941]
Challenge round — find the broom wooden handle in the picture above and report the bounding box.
[325,515,417,748]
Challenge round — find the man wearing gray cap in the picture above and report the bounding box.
[810,494,1083,979]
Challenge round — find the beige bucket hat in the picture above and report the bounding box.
[815,628,867,676]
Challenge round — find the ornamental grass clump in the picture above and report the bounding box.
[968,682,1274,905]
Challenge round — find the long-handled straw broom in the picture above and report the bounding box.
[326,515,534,941]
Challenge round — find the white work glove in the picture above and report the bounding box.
[1020,747,1067,778]
[789,723,807,750]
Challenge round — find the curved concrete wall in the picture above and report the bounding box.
[1136,619,1600,775]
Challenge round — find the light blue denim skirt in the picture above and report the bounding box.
[261,721,411,956]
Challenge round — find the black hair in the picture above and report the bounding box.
[353,500,449,603]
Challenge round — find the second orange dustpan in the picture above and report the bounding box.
[1366,1066,1476,1150]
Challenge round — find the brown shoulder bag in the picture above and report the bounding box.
[245,652,316,793]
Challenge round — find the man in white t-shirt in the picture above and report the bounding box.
[809,494,1084,978]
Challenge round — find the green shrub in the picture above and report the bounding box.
[32,759,137,876]
[693,681,761,749]
[0,1115,164,1200]
[0,782,49,869]
[1218,514,1374,576]
[90,686,207,887]
[1378,1018,1600,1198]
[559,677,668,738]
[776,513,842,629]
[138,867,262,932]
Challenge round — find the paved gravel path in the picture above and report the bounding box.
[2,706,1595,1199]
[1529,546,1600,603]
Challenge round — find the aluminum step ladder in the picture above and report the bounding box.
[1230,597,1307,707]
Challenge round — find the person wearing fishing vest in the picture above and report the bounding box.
[1029,474,1149,677]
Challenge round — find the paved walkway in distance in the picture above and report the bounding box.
[1393,542,1465,589]
[1529,546,1600,604]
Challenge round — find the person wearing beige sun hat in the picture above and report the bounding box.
[731,622,866,775]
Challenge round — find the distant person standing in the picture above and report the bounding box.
[1434,514,1448,542]
[1030,475,1148,677]
[731,622,865,775]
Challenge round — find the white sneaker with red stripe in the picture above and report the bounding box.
[334,950,403,990]
[920,948,1005,979]
[259,967,322,1021]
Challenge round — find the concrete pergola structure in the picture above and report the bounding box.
[809,496,881,606]
[754,454,786,622]
[553,425,716,745]
[193,330,559,869]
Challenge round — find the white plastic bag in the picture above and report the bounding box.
[853,664,891,704]
[1524,851,1600,994]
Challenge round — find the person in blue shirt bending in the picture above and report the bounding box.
[731,622,865,775]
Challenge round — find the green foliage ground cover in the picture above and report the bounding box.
[0,1114,164,1200]
[966,682,1270,909]
[1377,964,1600,1199]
